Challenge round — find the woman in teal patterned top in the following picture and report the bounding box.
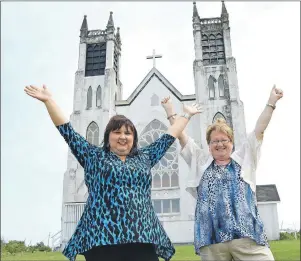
[24,84,203,261]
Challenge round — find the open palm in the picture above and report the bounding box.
[24,85,52,102]
[183,102,204,116]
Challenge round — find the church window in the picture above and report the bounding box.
[152,199,180,214]
[171,172,179,187]
[151,94,159,106]
[96,86,102,107]
[139,119,179,189]
[87,86,92,109]
[153,173,161,188]
[153,200,162,214]
[85,43,106,77]
[202,34,208,46]
[218,74,225,97]
[162,173,170,187]
[86,122,99,146]
[201,32,225,65]
[163,200,171,213]
[171,199,180,213]
[208,76,216,99]
[213,112,226,123]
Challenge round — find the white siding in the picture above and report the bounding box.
[258,203,280,240]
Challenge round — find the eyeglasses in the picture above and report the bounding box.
[210,139,230,145]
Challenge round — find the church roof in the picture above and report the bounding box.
[256,184,280,202]
[116,67,195,106]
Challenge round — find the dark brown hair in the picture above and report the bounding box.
[102,115,138,156]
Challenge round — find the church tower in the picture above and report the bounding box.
[60,12,122,247]
[192,1,246,149]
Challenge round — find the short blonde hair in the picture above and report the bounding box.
[206,118,234,145]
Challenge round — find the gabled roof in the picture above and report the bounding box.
[256,184,280,202]
[116,67,195,106]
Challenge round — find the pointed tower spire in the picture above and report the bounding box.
[81,15,88,31]
[116,27,121,44]
[221,1,229,22]
[80,15,88,38]
[221,1,228,15]
[193,2,199,17]
[106,11,115,30]
[192,2,200,23]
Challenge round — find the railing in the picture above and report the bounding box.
[51,230,62,251]
[87,30,106,37]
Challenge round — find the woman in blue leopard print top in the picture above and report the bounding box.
[24,84,203,261]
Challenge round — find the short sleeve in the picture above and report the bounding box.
[180,137,209,168]
[180,137,210,198]
[234,131,262,168]
[57,122,92,168]
[140,133,176,168]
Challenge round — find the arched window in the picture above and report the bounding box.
[86,122,99,145]
[151,94,159,106]
[96,86,101,107]
[216,33,223,39]
[208,76,216,99]
[171,172,179,187]
[218,75,225,97]
[213,112,226,123]
[87,86,92,109]
[138,119,179,189]
[162,173,170,187]
[202,34,208,46]
[153,174,161,188]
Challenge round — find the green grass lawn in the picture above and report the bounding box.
[2,240,300,261]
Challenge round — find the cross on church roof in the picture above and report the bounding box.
[146,49,162,68]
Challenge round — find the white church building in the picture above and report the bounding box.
[59,2,280,249]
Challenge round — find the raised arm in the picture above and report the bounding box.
[161,96,208,166]
[24,85,68,126]
[24,84,91,168]
[255,85,283,140]
[166,102,203,139]
[161,96,189,148]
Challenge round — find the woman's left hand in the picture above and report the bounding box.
[183,102,204,117]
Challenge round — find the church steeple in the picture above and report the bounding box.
[221,0,228,14]
[221,1,229,22]
[116,27,121,44]
[106,11,115,33]
[192,2,201,23]
[80,15,88,38]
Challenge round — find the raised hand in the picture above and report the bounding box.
[268,85,283,105]
[183,102,204,117]
[24,84,52,103]
[161,96,174,114]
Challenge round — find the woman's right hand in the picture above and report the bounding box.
[161,96,174,115]
[24,84,52,103]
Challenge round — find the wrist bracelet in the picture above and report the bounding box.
[266,103,276,110]
[167,113,177,120]
[180,113,192,120]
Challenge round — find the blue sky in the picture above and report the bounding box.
[2,2,300,245]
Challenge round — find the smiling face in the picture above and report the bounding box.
[209,130,233,161]
[103,115,138,160]
[109,125,134,157]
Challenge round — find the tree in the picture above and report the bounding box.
[4,240,26,255]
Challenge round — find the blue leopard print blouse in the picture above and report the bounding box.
[57,122,176,261]
[194,159,269,255]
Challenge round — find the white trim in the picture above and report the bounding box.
[257,201,280,205]
[115,68,195,106]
